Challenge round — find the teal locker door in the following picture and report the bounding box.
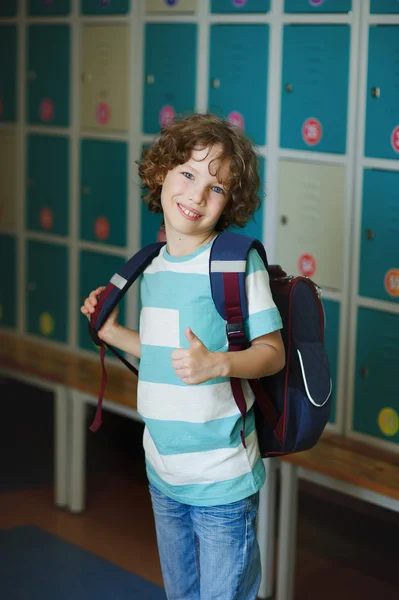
[28,0,70,15]
[322,298,339,424]
[0,234,17,329]
[81,0,129,14]
[370,0,399,13]
[27,25,70,127]
[143,24,197,134]
[0,1,17,16]
[280,25,350,154]
[80,139,127,247]
[211,0,270,13]
[285,0,351,12]
[359,169,399,303]
[0,26,17,123]
[233,156,265,240]
[78,250,126,352]
[141,207,163,249]
[26,135,69,236]
[209,25,269,146]
[365,26,399,160]
[353,308,399,443]
[26,240,68,342]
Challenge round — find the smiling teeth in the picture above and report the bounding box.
[181,206,200,218]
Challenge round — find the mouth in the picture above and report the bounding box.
[177,203,203,221]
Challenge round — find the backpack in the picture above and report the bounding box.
[88,231,332,457]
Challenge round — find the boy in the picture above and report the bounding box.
[81,113,285,600]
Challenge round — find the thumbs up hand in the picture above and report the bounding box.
[171,328,219,385]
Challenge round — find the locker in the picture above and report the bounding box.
[284,0,351,12]
[80,139,127,247]
[365,26,399,160]
[0,26,17,123]
[370,0,399,13]
[28,0,70,16]
[280,25,350,154]
[211,0,270,13]
[81,0,129,14]
[277,160,345,291]
[0,1,17,16]
[143,24,197,134]
[81,25,129,132]
[0,234,17,329]
[235,156,265,240]
[359,169,399,303]
[27,25,70,127]
[26,135,69,237]
[322,298,340,424]
[353,308,399,444]
[26,240,69,342]
[0,131,17,232]
[78,250,126,352]
[146,0,196,12]
[209,25,269,146]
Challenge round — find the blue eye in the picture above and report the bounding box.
[182,172,194,180]
[212,186,224,194]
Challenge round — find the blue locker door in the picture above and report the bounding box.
[27,25,70,127]
[80,140,127,247]
[81,0,130,14]
[322,298,340,424]
[143,24,197,134]
[26,135,69,236]
[26,240,69,342]
[359,169,399,303]
[354,308,399,442]
[0,26,17,123]
[280,25,350,154]
[78,250,126,352]
[370,0,399,13]
[0,1,17,16]
[285,0,351,12]
[211,0,270,13]
[0,234,17,329]
[365,26,399,160]
[28,0,70,15]
[209,25,269,146]
[233,156,265,240]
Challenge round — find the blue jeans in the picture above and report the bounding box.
[149,483,261,600]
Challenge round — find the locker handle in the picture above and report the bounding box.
[371,87,380,99]
[28,70,37,81]
[280,215,288,225]
[211,78,220,89]
[27,282,37,292]
[365,229,374,241]
[146,74,155,85]
[285,83,293,93]
[27,179,35,188]
[81,186,90,195]
[360,367,369,377]
[81,72,92,84]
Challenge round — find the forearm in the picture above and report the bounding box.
[216,343,285,380]
[99,324,141,359]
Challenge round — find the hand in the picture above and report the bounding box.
[171,328,218,385]
[80,286,119,341]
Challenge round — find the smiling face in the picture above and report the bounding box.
[160,145,230,244]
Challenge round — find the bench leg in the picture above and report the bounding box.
[68,391,86,513]
[257,458,278,599]
[276,462,298,600]
[54,385,68,508]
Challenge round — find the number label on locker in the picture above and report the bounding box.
[211,0,270,13]
[209,25,269,146]
[0,234,17,329]
[81,25,129,132]
[81,0,130,15]
[0,132,17,232]
[277,160,346,291]
[284,0,352,12]
[146,0,196,12]
[280,25,350,154]
[0,26,17,123]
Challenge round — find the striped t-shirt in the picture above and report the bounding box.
[137,238,283,506]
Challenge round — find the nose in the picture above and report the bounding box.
[190,183,206,206]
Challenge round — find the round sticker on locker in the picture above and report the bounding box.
[233,0,248,6]
[40,312,55,336]
[39,207,54,231]
[40,99,54,123]
[378,408,399,437]
[298,253,316,278]
[302,118,322,146]
[227,111,245,130]
[384,269,399,298]
[159,105,176,128]
[391,125,399,154]
[95,216,110,241]
[309,0,325,6]
[96,102,111,126]
[165,0,178,6]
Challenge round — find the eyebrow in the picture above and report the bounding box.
[186,161,225,186]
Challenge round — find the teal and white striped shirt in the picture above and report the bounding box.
[138,238,282,506]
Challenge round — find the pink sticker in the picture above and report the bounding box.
[39,207,54,230]
[44,0,55,5]
[0,98,3,115]
[95,216,110,241]
[227,111,245,129]
[156,226,166,243]
[302,117,322,146]
[96,102,111,126]
[159,105,175,128]
[40,99,54,122]
[309,0,325,6]
[298,253,316,277]
[384,269,399,297]
[233,0,248,6]
[391,125,399,154]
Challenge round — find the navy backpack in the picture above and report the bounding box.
[88,231,332,457]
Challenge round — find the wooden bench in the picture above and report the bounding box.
[275,434,399,600]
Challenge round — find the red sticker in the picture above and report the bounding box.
[298,253,316,277]
[391,126,399,154]
[227,111,245,129]
[39,207,54,230]
[95,216,110,240]
[384,269,399,297]
[302,118,322,146]
[40,99,54,122]
[159,105,175,128]
[96,102,111,126]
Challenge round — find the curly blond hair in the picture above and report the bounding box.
[137,113,262,231]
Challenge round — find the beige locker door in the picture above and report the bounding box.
[0,131,17,231]
[276,160,345,291]
[81,25,129,132]
[146,0,196,13]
